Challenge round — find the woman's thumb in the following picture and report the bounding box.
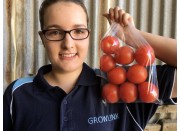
[103,13,112,25]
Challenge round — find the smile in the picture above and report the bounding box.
[60,53,77,58]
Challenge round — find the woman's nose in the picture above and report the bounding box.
[61,33,75,49]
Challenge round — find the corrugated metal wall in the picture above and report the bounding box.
[3,0,177,89]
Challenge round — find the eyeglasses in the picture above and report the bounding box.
[41,28,90,41]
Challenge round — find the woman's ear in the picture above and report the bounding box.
[38,31,45,47]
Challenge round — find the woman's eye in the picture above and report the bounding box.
[74,29,85,34]
[49,30,59,35]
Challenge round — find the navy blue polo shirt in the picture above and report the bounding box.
[3,63,176,131]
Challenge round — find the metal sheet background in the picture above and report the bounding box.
[3,0,177,89]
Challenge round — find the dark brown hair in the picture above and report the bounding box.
[39,0,89,30]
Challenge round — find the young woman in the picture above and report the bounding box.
[3,0,176,131]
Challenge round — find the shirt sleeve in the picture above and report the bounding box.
[156,64,176,104]
[3,81,16,131]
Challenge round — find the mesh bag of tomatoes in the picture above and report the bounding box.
[100,22,159,104]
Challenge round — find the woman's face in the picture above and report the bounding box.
[40,2,89,73]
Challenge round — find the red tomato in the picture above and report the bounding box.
[134,45,155,66]
[115,46,134,65]
[107,66,126,84]
[138,82,159,103]
[127,64,147,84]
[118,82,138,103]
[100,54,116,72]
[102,83,119,103]
[101,36,120,54]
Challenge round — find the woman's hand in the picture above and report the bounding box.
[103,6,138,48]
[103,6,135,27]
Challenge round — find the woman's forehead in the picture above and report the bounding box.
[43,2,87,28]
[44,2,86,18]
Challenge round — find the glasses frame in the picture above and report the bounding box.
[41,28,90,41]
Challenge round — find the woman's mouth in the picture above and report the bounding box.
[59,53,77,59]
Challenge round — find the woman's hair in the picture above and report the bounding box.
[39,0,89,30]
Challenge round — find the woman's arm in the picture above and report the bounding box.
[140,31,177,67]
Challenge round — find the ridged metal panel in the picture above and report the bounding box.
[3,0,177,89]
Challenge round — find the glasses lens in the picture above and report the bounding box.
[70,28,89,40]
[45,30,64,41]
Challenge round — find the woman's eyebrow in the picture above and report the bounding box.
[44,24,87,30]
[44,24,62,29]
[72,24,87,28]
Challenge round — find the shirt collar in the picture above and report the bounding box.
[34,63,100,91]
[75,63,100,86]
[34,64,53,91]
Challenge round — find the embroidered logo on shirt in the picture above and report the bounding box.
[88,113,119,124]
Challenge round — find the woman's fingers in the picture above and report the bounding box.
[114,6,120,22]
[103,7,135,27]
[118,9,126,26]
